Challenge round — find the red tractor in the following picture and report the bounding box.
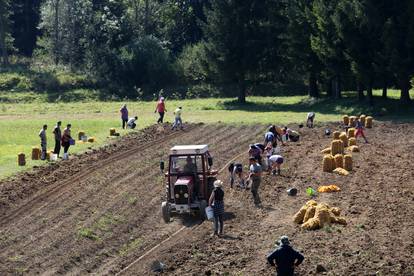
[160,145,217,223]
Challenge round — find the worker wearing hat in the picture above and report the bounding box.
[267,235,304,276]
[208,180,225,237]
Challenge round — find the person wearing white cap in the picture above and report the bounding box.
[155,97,167,123]
[208,180,225,237]
[267,235,304,276]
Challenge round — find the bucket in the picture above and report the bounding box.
[50,154,58,161]
[205,206,214,221]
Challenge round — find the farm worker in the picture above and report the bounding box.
[155,97,167,123]
[53,121,62,157]
[283,128,300,142]
[183,156,197,173]
[249,144,263,165]
[208,180,225,237]
[120,104,129,129]
[268,155,284,175]
[228,162,244,188]
[127,116,138,129]
[248,157,262,206]
[268,125,284,147]
[267,236,304,276]
[39,124,48,160]
[355,119,368,143]
[172,107,183,130]
[306,112,315,128]
[61,124,72,160]
[264,131,275,145]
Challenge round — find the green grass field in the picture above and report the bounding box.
[0,90,413,178]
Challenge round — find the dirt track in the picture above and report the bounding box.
[0,122,413,275]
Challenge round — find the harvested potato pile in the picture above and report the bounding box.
[293,200,347,230]
[318,185,341,193]
[333,167,350,176]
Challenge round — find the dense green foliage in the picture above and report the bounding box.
[0,0,413,104]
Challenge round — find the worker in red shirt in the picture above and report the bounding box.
[155,97,167,123]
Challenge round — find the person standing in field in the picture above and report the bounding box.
[53,121,62,157]
[120,104,129,129]
[155,97,167,123]
[267,236,304,276]
[61,124,72,160]
[172,106,183,130]
[39,124,48,160]
[355,118,369,143]
[208,180,225,237]
[248,157,262,206]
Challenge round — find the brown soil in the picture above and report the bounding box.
[0,122,413,276]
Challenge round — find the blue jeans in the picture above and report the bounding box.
[172,117,182,129]
[214,214,223,234]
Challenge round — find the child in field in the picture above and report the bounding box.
[355,118,368,143]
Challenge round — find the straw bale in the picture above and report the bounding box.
[333,131,340,139]
[349,145,359,152]
[322,155,334,172]
[342,115,349,125]
[347,128,356,138]
[32,147,40,160]
[293,206,307,224]
[334,154,344,169]
[348,137,356,146]
[110,128,116,136]
[88,137,95,143]
[321,147,331,154]
[333,167,349,176]
[365,116,373,128]
[343,154,353,171]
[301,218,320,230]
[317,185,341,193]
[339,132,348,147]
[349,116,357,127]
[332,216,347,225]
[331,140,344,155]
[303,206,316,223]
[18,153,26,166]
[359,114,366,125]
[330,207,341,216]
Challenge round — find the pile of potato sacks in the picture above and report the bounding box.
[321,129,356,175]
[320,114,373,175]
[293,200,347,230]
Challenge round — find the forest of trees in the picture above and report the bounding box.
[0,0,413,103]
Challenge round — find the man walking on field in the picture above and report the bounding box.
[39,124,48,160]
[172,106,183,130]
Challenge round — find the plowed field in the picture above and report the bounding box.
[1,122,413,276]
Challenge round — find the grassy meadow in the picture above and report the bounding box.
[0,89,413,178]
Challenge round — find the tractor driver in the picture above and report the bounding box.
[184,156,197,173]
[184,156,200,199]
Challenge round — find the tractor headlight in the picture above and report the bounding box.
[184,193,189,198]
[175,194,179,198]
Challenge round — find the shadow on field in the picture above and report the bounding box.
[217,93,414,122]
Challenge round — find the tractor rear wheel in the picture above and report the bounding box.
[199,200,207,221]
[161,202,171,223]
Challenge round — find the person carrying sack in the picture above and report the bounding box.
[61,124,72,160]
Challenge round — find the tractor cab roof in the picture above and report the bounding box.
[170,145,209,155]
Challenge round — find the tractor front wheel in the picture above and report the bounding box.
[161,202,171,223]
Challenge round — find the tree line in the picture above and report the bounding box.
[0,0,413,103]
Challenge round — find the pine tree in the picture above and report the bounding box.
[10,0,41,56]
[287,0,322,97]
[333,0,385,105]
[382,0,414,103]
[310,0,349,99]
[0,0,11,65]
[203,0,287,103]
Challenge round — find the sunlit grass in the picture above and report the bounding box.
[0,91,412,178]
